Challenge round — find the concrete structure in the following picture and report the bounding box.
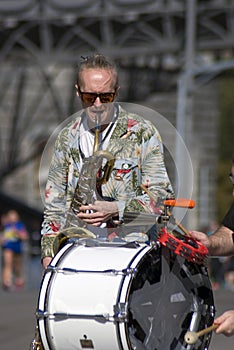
[0,0,234,229]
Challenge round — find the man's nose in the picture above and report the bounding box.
[94,96,102,106]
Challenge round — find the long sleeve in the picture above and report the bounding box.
[41,118,82,258]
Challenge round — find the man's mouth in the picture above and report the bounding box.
[89,109,105,120]
[92,109,104,114]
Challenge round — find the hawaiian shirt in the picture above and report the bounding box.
[41,104,174,258]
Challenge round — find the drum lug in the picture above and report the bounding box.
[36,309,49,319]
[114,302,128,322]
[122,268,137,276]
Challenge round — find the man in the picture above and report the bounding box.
[191,155,234,336]
[41,54,174,270]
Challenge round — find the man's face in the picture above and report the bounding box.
[76,68,118,128]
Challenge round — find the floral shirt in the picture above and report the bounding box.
[41,104,174,258]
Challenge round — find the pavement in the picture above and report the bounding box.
[0,253,234,350]
[0,286,38,350]
[0,252,42,350]
[209,287,234,350]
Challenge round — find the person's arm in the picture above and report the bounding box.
[42,257,53,272]
[41,124,76,263]
[209,225,234,255]
[191,202,234,255]
[214,310,234,336]
[17,222,28,240]
[191,225,234,256]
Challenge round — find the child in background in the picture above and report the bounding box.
[1,210,28,290]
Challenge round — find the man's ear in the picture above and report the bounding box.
[75,84,79,96]
[115,86,120,97]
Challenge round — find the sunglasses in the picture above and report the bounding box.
[229,173,234,185]
[78,88,116,106]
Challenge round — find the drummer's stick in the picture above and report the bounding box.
[167,210,191,237]
[184,324,218,344]
[140,184,191,237]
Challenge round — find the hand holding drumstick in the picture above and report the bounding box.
[184,324,218,344]
[185,311,234,344]
[214,310,234,337]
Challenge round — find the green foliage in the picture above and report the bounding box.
[218,77,234,160]
[216,160,233,221]
[216,77,234,221]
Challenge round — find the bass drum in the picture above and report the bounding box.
[37,240,214,350]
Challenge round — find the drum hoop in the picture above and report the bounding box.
[115,244,154,349]
[38,243,74,350]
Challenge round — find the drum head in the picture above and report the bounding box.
[125,246,214,350]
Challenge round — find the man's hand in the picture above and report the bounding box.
[77,200,119,226]
[191,225,234,256]
[190,231,211,249]
[42,257,52,272]
[214,310,234,336]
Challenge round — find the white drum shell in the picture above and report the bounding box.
[38,242,151,350]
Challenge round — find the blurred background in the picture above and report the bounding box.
[0,0,234,271]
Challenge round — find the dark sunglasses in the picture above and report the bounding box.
[78,88,116,106]
[229,173,234,185]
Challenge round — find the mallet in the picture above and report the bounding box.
[184,324,218,344]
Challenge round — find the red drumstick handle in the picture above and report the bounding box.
[164,198,195,209]
[140,185,195,209]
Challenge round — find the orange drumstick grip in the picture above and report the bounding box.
[164,198,195,209]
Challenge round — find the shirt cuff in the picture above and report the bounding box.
[41,234,57,259]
